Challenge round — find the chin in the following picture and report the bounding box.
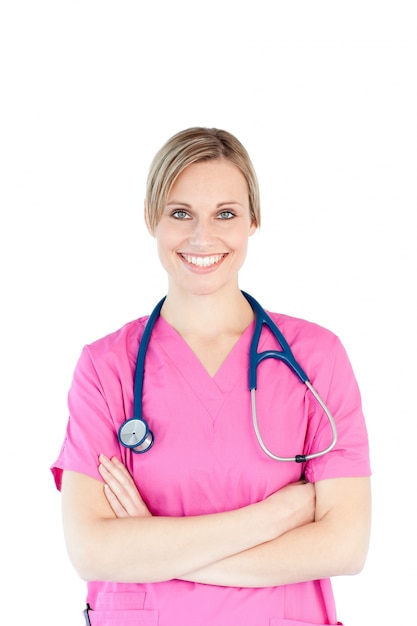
[184,278,237,299]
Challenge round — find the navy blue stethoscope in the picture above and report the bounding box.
[118,292,338,463]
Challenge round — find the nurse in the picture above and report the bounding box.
[51,127,371,625]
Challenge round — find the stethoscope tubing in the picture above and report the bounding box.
[242,291,338,462]
[119,292,338,462]
[133,296,166,419]
[118,297,165,454]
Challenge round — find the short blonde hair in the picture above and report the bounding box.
[145,127,260,233]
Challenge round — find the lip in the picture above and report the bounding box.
[178,253,228,272]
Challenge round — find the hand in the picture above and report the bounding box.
[264,480,316,536]
[98,454,152,518]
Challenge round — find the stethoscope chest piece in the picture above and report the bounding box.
[118,417,154,454]
[117,293,338,462]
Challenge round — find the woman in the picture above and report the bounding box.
[51,127,371,625]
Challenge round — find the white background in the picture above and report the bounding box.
[1,1,416,624]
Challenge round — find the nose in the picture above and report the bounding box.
[188,216,216,248]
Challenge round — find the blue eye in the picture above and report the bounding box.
[172,210,191,219]
[218,210,235,219]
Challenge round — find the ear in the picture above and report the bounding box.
[144,202,155,236]
[249,219,258,237]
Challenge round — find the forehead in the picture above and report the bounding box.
[168,159,249,202]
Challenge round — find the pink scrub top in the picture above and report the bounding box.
[51,308,371,626]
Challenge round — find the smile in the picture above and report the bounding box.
[180,254,225,268]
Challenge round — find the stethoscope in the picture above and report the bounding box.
[118,292,338,463]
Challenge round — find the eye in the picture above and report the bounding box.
[171,209,191,220]
[217,210,235,220]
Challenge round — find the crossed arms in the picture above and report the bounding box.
[61,455,371,587]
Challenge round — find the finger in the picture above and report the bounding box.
[99,455,134,487]
[102,474,150,518]
[98,462,133,502]
[98,458,151,517]
[99,457,137,496]
[103,484,129,518]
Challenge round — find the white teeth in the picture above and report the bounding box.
[182,254,223,267]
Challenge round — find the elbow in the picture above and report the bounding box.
[349,533,371,575]
[318,517,371,577]
[75,559,101,583]
[343,549,368,576]
[67,542,101,582]
[338,528,371,576]
[71,551,114,583]
[65,529,112,582]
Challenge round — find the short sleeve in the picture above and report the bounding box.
[50,314,144,491]
[304,337,371,483]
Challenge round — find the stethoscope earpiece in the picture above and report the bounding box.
[118,417,154,453]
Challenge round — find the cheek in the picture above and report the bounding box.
[156,238,169,264]
[155,232,180,271]
[232,226,253,252]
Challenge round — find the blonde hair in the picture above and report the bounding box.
[145,127,260,233]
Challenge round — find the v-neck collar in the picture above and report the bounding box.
[151,315,256,395]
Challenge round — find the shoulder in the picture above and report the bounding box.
[75,316,149,377]
[266,310,339,347]
[264,310,348,380]
[86,316,148,355]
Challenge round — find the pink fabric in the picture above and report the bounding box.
[52,310,370,625]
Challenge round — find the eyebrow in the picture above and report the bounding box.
[166,201,245,208]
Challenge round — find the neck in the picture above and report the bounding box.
[160,285,254,339]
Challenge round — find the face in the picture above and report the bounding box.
[152,159,256,297]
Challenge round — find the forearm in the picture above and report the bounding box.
[181,477,372,588]
[76,504,275,583]
[63,471,281,583]
[181,515,367,587]
[62,470,314,584]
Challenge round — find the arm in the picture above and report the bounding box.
[96,458,370,587]
[61,456,315,584]
[182,476,371,587]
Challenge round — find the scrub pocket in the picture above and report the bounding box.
[269,619,343,626]
[87,592,158,625]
